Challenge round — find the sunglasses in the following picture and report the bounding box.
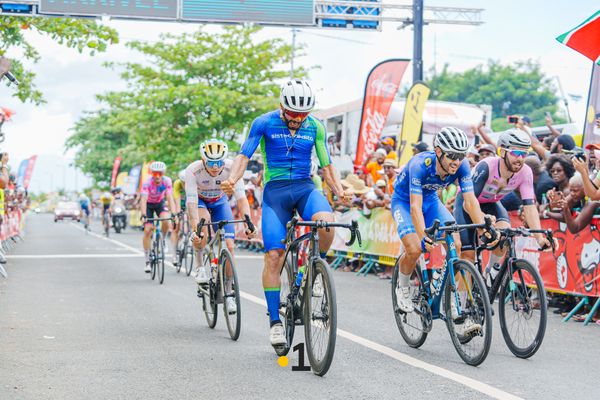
[508,149,528,158]
[206,160,224,169]
[151,172,163,178]
[444,152,466,161]
[284,110,310,120]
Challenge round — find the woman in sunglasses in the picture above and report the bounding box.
[454,129,552,287]
[392,127,496,322]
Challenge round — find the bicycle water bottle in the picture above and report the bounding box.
[488,263,501,286]
[211,257,218,280]
[295,266,306,287]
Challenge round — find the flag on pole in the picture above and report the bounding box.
[354,59,410,167]
[556,10,600,64]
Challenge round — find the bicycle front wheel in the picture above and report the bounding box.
[498,259,547,358]
[391,260,429,348]
[201,251,218,329]
[150,249,157,281]
[220,249,241,340]
[185,237,194,276]
[444,259,492,366]
[304,258,337,376]
[157,239,165,284]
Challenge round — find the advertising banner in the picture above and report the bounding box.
[110,156,122,189]
[583,63,600,147]
[354,59,410,167]
[22,155,37,190]
[16,158,29,187]
[397,81,431,167]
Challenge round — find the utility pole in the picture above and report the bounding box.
[413,0,424,82]
[290,28,297,79]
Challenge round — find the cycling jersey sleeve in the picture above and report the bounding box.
[471,161,490,198]
[240,116,265,159]
[408,160,426,196]
[233,179,246,201]
[164,177,173,195]
[314,119,331,168]
[456,160,474,193]
[184,167,199,208]
[519,166,536,205]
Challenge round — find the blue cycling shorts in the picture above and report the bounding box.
[262,179,332,251]
[81,205,90,216]
[391,195,454,240]
[198,196,235,239]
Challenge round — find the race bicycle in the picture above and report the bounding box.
[175,211,194,276]
[474,226,554,358]
[392,218,494,366]
[277,217,361,376]
[196,215,255,341]
[147,217,173,285]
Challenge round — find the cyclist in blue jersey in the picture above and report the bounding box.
[391,127,497,319]
[221,79,352,348]
[78,193,91,230]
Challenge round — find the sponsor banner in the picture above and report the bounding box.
[16,158,29,187]
[139,162,151,191]
[110,156,122,189]
[397,81,431,167]
[22,155,37,190]
[354,59,410,167]
[126,165,143,195]
[583,63,600,147]
[115,171,128,189]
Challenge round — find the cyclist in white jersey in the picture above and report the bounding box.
[186,139,255,313]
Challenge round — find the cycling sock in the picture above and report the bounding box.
[144,250,149,263]
[399,271,411,287]
[485,253,502,274]
[264,288,281,324]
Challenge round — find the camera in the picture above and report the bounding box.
[507,115,519,124]
[574,152,586,162]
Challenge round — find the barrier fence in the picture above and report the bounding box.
[234,206,600,299]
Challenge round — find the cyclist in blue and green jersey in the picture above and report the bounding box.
[221,80,352,348]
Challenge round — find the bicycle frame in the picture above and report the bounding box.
[420,234,460,321]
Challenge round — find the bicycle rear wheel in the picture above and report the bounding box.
[150,248,157,281]
[498,259,547,358]
[391,260,429,348]
[157,239,165,284]
[220,249,241,340]
[304,258,337,376]
[444,260,492,366]
[275,258,295,356]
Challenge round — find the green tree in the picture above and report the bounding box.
[67,26,305,183]
[425,60,565,131]
[0,17,118,104]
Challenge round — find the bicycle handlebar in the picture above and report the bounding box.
[285,217,362,247]
[425,215,495,242]
[195,214,256,237]
[497,227,556,252]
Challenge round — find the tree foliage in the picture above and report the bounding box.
[66,25,305,185]
[425,60,565,131]
[0,17,119,104]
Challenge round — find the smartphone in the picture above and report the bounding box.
[507,115,519,124]
[574,152,587,162]
[481,113,486,126]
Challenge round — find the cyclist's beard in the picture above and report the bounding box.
[503,154,522,173]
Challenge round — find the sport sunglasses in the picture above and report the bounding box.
[206,160,225,169]
[284,110,310,120]
[508,149,528,158]
[444,152,466,161]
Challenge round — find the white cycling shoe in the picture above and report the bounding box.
[396,286,414,313]
[462,319,482,335]
[270,323,287,347]
[144,262,151,273]
[195,267,210,284]
[225,297,237,314]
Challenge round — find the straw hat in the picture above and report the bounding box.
[341,173,361,188]
[348,179,370,195]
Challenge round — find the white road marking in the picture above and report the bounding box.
[8,254,143,259]
[70,223,143,254]
[80,226,523,400]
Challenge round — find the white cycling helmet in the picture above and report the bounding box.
[149,161,167,173]
[498,129,531,149]
[280,79,315,112]
[200,139,228,162]
[434,127,470,153]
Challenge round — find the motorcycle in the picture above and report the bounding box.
[112,201,127,234]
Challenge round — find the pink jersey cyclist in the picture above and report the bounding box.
[141,176,173,204]
[473,156,535,204]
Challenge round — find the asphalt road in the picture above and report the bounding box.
[1,213,598,400]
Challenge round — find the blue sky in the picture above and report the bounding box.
[0,0,598,192]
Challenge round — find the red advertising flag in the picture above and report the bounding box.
[354,59,410,166]
[111,156,122,189]
[22,155,37,190]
